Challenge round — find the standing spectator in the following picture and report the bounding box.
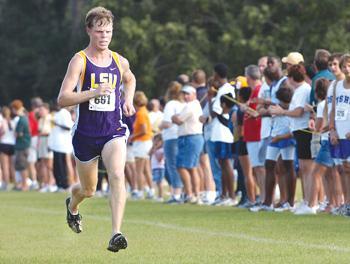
[159,81,185,204]
[329,54,350,216]
[122,102,137,198]
[148,99,163,134]
[295,78,331,214]
[0,106,18,190]
[172,85,204,203]
[210,63,236,205]
[282,52,304,70]
[176,74,190,85]
[11,100,31,191]
[271,64,313,204]
[244,65,265,203]
[311,49,335,104]
[235,86,256,208]
[192,69,208,108]
[130,91,153,199]
[192,69,216,203]
[149,134,165,202]
[37,103,56,192]
[27,97,43,190]
[48,105,74,191]
[326,53,346,212]
[258,56,268,77]
[251,85,296,212]
[199,80,219,204]
[214,93,236,206]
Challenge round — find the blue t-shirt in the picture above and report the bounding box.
[311,69,335,104]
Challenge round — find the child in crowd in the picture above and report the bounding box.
[213,93,236,206]
[149,134,165,202]
[234,87,257,208]
[251,84,296,212]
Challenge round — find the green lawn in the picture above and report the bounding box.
[0,192,350,264]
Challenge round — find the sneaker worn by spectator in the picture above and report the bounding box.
[274,202,293,212]
[166,196,182,204]
[294,204,317,215]
[237,200,256,209]
[250,204,273,212]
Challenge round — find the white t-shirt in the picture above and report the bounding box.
[48,109,74,153]
[177,100,203,137]
[289,82,311,131]
[271,114,291,137]
[151,148,165,169]
[333,80,350,139]
[327,80,337,116]
[202,100,215,141]
[162,100,185,141]
[148,111,164,133]
[316,100,328,140]
[0,116,19,145]
[258,81,272,139]
[271,76,287,104]
[211,83,235,143]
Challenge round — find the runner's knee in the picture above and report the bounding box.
[109,170,124,182]
[82,188,96,198]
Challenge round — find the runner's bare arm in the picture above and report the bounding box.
[57,54,109,107]
[120,56,136,116]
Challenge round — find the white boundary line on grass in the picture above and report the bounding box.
[4,205,350,253]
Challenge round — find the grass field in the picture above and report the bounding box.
[1,192,350,264]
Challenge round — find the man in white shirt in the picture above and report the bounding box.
[172,85,204,204]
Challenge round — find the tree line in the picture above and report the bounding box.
[0,0,349,106]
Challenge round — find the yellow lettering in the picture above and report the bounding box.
[109,73,117,88]
[90,73,117,89]
[100,73,109,83]
[90,73,98,89]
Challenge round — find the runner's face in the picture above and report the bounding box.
[87,22,113,51]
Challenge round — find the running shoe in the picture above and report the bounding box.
[107,233,128,252]
[65,197,83,233]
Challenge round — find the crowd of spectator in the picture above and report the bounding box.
[1,49,350,217]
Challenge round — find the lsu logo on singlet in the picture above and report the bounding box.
[90,73,117,89]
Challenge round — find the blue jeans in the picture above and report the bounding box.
[176,135,204,168]
[164,139,183,189]
[207,140,222,195]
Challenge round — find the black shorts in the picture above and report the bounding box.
[0,143,15,156]
[293,129,312,159]
[236,139,248,156]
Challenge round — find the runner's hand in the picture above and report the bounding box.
[123,100,135,116]
[94,83,113,97]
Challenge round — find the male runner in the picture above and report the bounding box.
[57,6,136,252]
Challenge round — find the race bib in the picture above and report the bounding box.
[89,89,115,112]
[335,107,348,121]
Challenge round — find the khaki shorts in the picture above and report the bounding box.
[15,149,29,171]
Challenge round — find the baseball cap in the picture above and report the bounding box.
[181,85,196,94]
[230,76,248,89]
[282,52,304,65]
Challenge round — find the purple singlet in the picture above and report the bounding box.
[73,50,127,138]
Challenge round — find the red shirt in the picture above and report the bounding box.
[28,111,38,136]
[243,84,262,142]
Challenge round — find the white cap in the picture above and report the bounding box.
[181,85,196,94]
